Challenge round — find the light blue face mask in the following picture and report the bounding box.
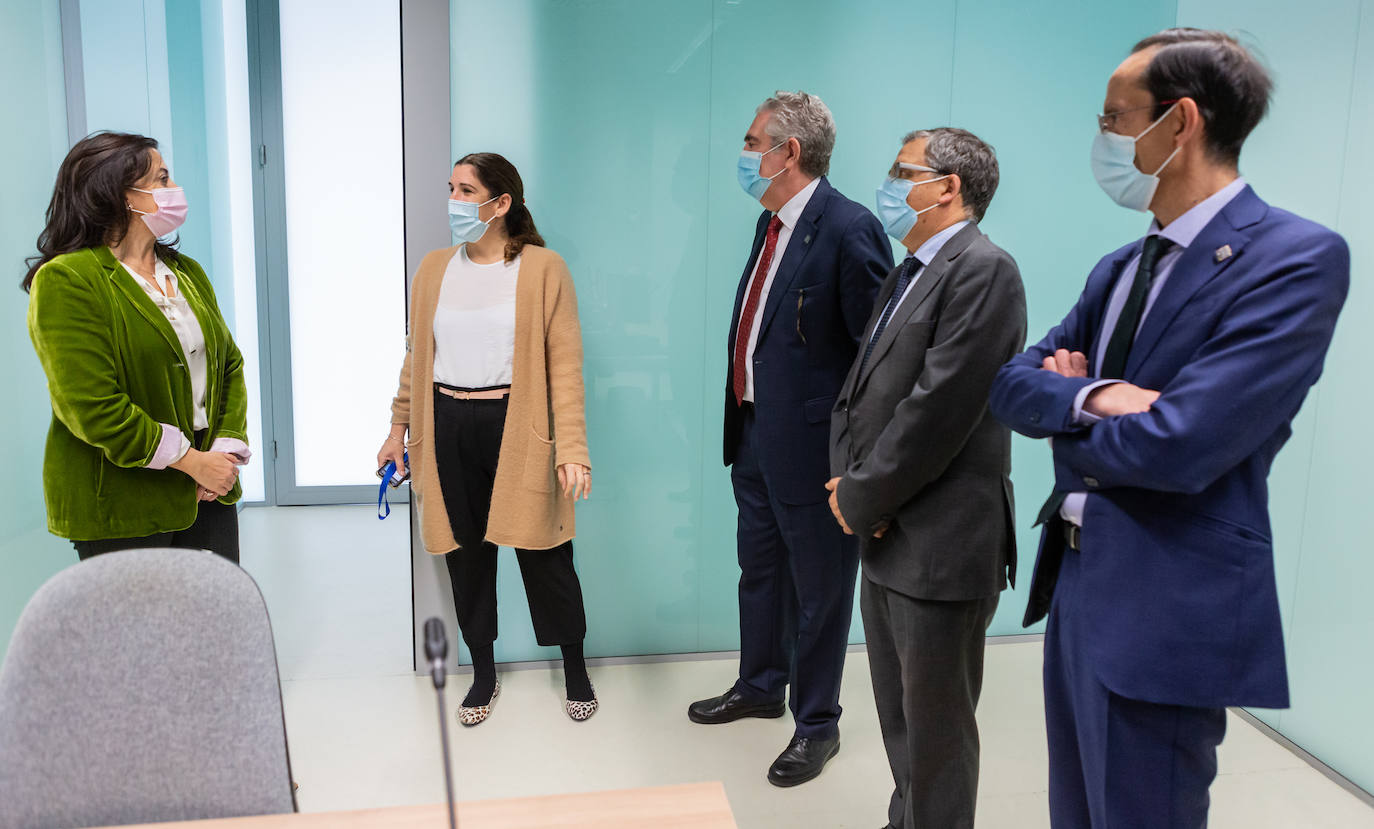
[737,141,787,201]
[875,164,949,242]
[448,196,498,243]
[1090,102,1181,212]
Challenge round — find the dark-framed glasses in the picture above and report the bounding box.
[1097,99,1179,134]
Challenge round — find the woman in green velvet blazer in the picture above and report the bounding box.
[24,132,250,562]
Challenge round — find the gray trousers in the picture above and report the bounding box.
[860,574,998,829]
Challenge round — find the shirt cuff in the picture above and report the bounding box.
[210,437,253,465]
[1072,380,1122,425]
[147,424,192,470]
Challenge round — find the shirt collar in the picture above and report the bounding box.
[909,219,971,268]
[775,177,821,229]
[1151,176,1247,249]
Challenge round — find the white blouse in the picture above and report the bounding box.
[122,258,209,431]
[432,246,520,389]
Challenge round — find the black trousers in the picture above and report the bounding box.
[860,574,998,829]
[433,391,587,648]
[72,499,240,564]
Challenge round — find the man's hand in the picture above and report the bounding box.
[1041,348,1160,417]
[1085,383,1160,417]
[824,477,853,535]
[1040,348,1089,378]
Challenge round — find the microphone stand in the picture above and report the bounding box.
[425,618,459,829]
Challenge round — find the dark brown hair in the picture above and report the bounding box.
[1132,29,1273,165]
[454,152,543,263]
[22,131,180,292]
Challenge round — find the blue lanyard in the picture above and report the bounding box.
[377,451,409,519]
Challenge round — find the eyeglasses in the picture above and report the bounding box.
[1097,99,1179,134]
[888,161,944,180]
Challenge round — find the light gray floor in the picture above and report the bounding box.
[241,505,1374,828]
[240,503,412,680]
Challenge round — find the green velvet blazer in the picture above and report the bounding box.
[27,246,248,541]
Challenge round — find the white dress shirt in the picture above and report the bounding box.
[124,259,209,432]
[1060,177,1248,526]
[432,246,520,389]
[738,177,821,402]
[124,259,251,473]
[874,219,971,329]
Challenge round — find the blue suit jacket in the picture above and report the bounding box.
[724,177,891,505]
[989,186,1349,708]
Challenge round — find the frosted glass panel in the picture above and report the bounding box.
[218,0,266,502]
[280,0,406,487]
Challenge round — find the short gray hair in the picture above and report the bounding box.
[758,91,836,178]
[902,128,999,222]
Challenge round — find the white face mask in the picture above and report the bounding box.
[1090,102,1181,212]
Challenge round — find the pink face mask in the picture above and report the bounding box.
[128,186,189,237]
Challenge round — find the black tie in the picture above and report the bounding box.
[1100,234,1172,379]
[1034,234,1173,527]
[858,256,919,377]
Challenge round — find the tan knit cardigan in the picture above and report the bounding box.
[390,244,590,554]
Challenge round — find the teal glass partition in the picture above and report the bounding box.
[1175,0,1374,795]
[0,0,76,660]
[449,0,1177,666]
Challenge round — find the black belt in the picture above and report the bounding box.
[1062,521,1082,551]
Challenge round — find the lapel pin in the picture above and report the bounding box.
[804,234,812,244]
[1214,244,1233,263]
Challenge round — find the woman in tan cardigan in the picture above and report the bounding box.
[378,153,595,724]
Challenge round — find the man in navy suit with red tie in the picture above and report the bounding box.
[989,30,1350,826]
[687,90,890,787]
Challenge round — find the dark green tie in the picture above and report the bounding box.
[1034,234,1173,526]
[1100,234,1172,379]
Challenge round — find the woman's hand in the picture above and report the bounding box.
[557,464,591,500]
[197,485,218,502]
[377,434,407,479]
[171,449,239,497]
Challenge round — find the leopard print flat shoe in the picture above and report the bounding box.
[565,684,598,722]
[457,679,500,727]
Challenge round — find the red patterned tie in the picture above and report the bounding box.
[733,216,785,405]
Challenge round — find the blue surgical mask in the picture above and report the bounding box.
[1090,102,1181,212]
[737,141,786,201]
[875,165,949,242]
[448,196,498,243]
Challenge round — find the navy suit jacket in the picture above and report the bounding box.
[724,177,891,505]
[989,186,1349,708]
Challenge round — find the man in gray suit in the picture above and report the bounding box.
[826,127,1026,829]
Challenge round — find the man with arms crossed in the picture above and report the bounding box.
[828,127,1025,829]
[989,29,1349,826]
[688,91,890,787]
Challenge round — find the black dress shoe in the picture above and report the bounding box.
[687,687,786,724]
[767,734,840,787]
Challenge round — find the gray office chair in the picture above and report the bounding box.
[0,548,296,829]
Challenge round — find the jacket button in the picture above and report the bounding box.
[1030,411,1041,424]
[1084,477,1100,488]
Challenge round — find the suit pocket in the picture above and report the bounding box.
[404,437,423,494]
[804,395,836,425]
[522,426,556,493]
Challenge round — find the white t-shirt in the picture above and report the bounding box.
[432,246,521,388]
[122,258,209,430]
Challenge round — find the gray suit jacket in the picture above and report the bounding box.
[830,223,1027,602]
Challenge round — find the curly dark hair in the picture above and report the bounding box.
[22,131,180,292]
